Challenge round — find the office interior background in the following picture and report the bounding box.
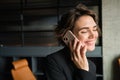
[0,0,120,80]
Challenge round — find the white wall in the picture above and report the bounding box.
[102,0,120,80]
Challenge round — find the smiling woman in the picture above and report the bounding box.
[72,15,99,51]
[45,3,101,80]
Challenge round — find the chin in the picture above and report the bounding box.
[87,46,95,51]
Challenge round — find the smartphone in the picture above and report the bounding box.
[62,30,78,45]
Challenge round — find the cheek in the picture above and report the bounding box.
[76,35,88,42]
[95,32,99,38]
[75,32,88,41]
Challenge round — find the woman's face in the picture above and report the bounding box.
[72,15,98,51]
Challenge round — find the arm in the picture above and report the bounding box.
[69,39,89,71]
[69,39,96,80]
[74,60,96,80]
[74,69,96,80]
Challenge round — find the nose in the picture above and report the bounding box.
[88,30,95,39]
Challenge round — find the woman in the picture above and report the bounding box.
[45,3,100,80]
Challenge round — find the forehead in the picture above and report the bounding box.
[74,15,96,29]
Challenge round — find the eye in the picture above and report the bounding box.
[80,29,88,33]
[93,27,98,31]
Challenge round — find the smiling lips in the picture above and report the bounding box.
[85,40,96,46]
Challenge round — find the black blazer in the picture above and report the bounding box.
[45,47,96,80]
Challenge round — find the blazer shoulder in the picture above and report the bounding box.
[46,47,65,59]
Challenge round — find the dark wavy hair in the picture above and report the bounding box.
[55,3,100,46]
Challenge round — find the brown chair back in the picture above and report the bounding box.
[11,59,36,80]
[118,58,120,66]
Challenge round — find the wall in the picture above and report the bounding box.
[102,0,120,80]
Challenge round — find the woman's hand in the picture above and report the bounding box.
[69,38,89,71]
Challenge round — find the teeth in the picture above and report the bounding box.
[87,42,94,45]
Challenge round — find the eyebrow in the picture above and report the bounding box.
[78,25,97,31]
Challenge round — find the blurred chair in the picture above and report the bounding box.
[118,58,120,67]
[11,59,36,80]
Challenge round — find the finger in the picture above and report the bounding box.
[70,40,79,61]
[73,38,78,50]
[83,45,87,54]
[69,39,78,57]
[75,41,82,59]
[68,39,75,52]
[69,41,73,56]
[81,45,87,58]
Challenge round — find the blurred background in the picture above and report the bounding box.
[1,0,120,80]
[0,0,103,80]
